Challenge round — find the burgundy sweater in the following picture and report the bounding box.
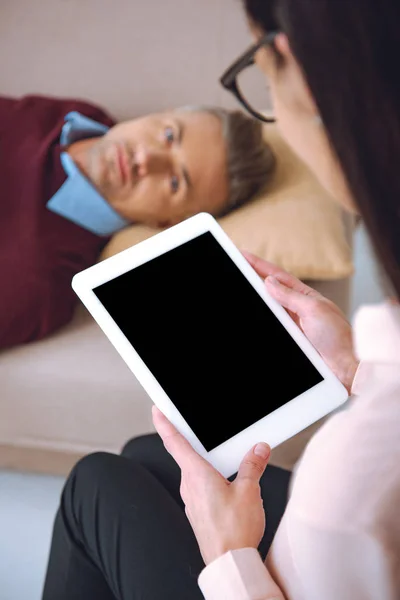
[0,95,115,349]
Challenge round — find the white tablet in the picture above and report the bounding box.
[72,213,348,477]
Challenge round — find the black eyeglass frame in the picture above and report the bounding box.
[220,32,279,123]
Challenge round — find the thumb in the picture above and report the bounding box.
[265,275,311,316]
[236,443,271,483]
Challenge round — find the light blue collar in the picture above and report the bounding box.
[46,111,129,236]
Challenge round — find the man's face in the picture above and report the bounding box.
[84,111,229,227]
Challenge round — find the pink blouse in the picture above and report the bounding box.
[199,302,400,599]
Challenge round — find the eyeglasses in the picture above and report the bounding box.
[220,32,278,123]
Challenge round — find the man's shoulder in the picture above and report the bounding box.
[4,94,115,134]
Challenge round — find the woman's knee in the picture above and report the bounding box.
[57,452,121,537]
[65,452,120,501]
[121,433,162,460]
[73,451,117,479]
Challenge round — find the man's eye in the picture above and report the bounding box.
[170,175,180,194]
[164,127,175,144]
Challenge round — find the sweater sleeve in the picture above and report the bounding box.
[0,96,17,134]
[198,549,285,600]
[0,94,114,349]
[0,264,78,349]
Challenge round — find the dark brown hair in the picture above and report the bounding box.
[244,0,400,297]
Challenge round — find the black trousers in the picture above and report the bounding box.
[42,434,291,600]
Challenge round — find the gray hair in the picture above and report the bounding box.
[176,106,275,216]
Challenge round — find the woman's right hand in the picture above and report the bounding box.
[244,252,359,394]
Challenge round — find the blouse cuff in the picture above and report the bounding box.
[198,548,283,600]
[351,361,370,396]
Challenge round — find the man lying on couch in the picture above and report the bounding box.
[0,95,274,350]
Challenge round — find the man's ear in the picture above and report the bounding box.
[157,214,190,228]
[157,220,172,229]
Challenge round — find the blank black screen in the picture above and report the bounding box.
[94,232,323,451]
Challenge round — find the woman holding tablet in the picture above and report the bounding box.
[43,1,400,599]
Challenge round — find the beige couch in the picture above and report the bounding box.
[0,273,352,476]
[0,0,353,475]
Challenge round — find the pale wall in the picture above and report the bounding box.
[0,0,259,120]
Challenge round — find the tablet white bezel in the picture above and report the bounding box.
[72,213,348,477]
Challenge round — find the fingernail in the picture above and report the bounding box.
[254,443,271,459]
[266,276,279,286]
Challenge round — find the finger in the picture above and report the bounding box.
[242,251,319,298]
[265,276,317,316]
[287,308,301,328]
[268,270,320,297]
[152,406,206,471]
[236,443,271,483]
[242,251,286,280]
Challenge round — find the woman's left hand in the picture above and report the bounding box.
[152,406,271,565]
